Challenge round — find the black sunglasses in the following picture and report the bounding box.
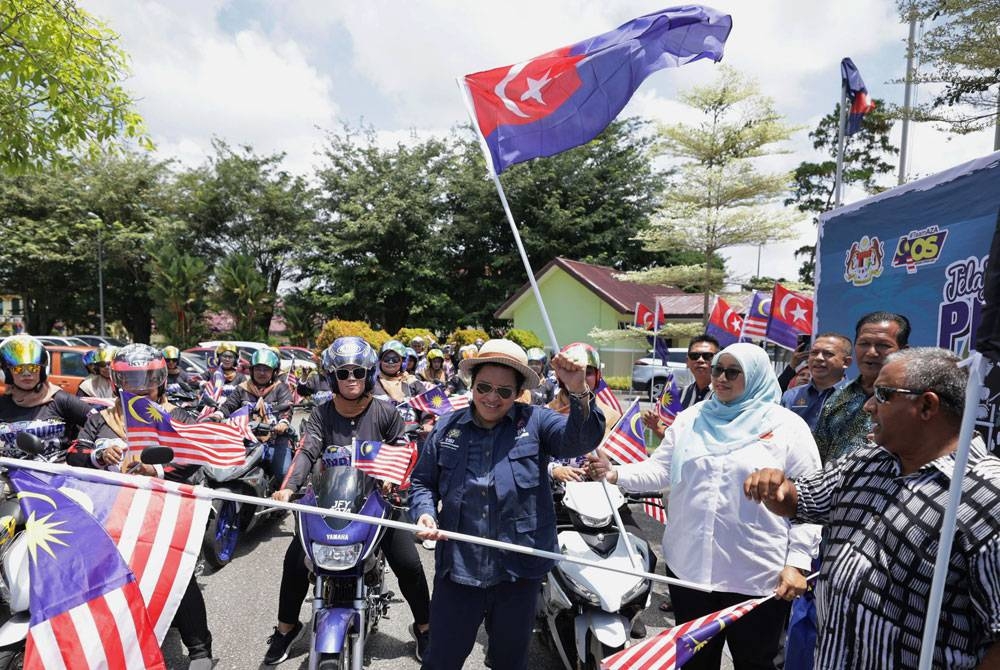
[687,352,715,362]
[382,355,402,364]
[474,381,515,400]
[873,385,926,404]
[334,368,368,381]
[711,365,743,381]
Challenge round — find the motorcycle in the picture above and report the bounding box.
[0,433,174,668]
[538,481,657,670]
[296,445,398,670]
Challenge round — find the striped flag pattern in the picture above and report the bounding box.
[601,596,767,670]
[8,465,211,669]
[409,387,471,416]
[655,374,684,429]
[594,378,623,414]
[739,290,770,340]
[354,440,418,486]
[197,370,225,420]
[122,391,247,467]
[602,400,665,524]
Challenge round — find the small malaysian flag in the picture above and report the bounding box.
[601,596,767,669]
[594,378,622,414]
[656,374,684,428]
[410,387,471,416]
[122,391,246,467]
[197,369,226,420]
[354,440,418,486]
[740,290,770,340]
[603,399,666,524]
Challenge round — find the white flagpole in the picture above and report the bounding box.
[456,77,560,352]
[0,456,711,593]
[593,397,644,569]
[833,77,849,208]
[917,352,986,669]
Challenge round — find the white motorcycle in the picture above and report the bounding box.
[538,481,657,670]
[0,433,174,668]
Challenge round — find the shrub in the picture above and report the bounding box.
[504,328,544,350]
[603,375,631,391]
[316,319,392,352]
[447,327,490,347]
[393,327,438,346]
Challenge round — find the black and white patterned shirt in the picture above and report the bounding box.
[794,441,1000,669]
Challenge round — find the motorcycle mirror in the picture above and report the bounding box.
[15,432,47,456]
[140,447,174,465]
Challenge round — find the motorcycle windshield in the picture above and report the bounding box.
[312,466,373,531]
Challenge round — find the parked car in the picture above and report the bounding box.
[0,346,91,396]
[35,336,90,347]
[178,353,207,384]
[278,346,318,372]
[184,346,252,375]
[630,348,694,400]
[74,335,128,348]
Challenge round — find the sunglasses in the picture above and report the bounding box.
[873,385,926,404]
[94,362,109,368]
[334,368,368,381]
[711,366,743,381]
[687,352,715,362]
[219,353,236,360]
[164,358,179,364]
[10,364,41,375]
[382,355,402,364]
[474,381,516,400]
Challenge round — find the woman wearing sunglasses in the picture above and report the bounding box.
[409,338,606,670]
[588,343,822,670]
[264,337,432,665]
[0,334,93,458]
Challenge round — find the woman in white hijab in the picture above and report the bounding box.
[589,343,821,670]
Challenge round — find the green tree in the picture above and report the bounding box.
[0,0,150,171]
[213,254,273,341]
[444,118,663,328]
[627,67,801,323]
[279,291,320,348]
[177,140,313,334]
[899,0,1000,142]
[148,243,209,346]
[786,101,897,283]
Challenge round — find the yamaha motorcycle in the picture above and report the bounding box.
[296,445,398,670]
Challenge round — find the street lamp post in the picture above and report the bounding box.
[88,212,105,337]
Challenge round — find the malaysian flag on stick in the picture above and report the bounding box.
[409,386,471,416]
[740,290,770,340]
[122,391,247,467]
[197,369,225,420]
[656,373,684,429]
[354,440,418,487]
[600,399,665,523]
[594,377,623,414]
[601,596,769,670]
[8,464,212,668]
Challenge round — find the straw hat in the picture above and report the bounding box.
[458,339,540,389]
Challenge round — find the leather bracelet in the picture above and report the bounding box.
[567,386,592,400]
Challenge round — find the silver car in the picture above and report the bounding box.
[630,348,694,400]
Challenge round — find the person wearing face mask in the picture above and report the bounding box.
[588,343,822,670]
[76,346,116,399]
[263,337,432,665]
[65,344,215,668]
[0,334,93,457]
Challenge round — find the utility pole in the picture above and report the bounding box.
[898,6,918,185]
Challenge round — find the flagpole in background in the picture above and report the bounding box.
[917,352,986,670]
[833,78,848,207]
[456,78,560,353]
[898,5,918,186]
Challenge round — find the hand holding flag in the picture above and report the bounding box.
[354,440,418,487]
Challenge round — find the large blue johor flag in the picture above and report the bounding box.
[463,6,732,174]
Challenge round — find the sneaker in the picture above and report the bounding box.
[409,624,430,662]
[264,621,303,665]
[422,539,437,550]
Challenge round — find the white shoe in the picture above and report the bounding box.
[422,539,437,550]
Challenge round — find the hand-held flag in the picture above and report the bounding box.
[594,377,623,414]
[122,391,247,467]
[408,386,470,416]
[656,373,684,428]
[354,440,418,487]
[740,290,771,340]
[841,57,875,136]
[706,297,743,347]
[463,6,732,174]
[765,283,814,350]
[601,595,768,669]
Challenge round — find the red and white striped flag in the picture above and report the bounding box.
[600,400,665,524]
[594,378,623,414]
[354,440,418,486]
[602,596,767,669]
[122,392,247,467]
[739,290,770,340]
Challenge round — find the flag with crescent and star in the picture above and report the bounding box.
[353,440,418,487]
[601,400,665,523]
[462,6,732,174]
[656,373,684,428]
[634,303,654,330]
[601,595,767,670]
[765,283,814,350]
[121,391,247,467]
[8,468,166,669]
[707,296,743,347]
[841,57,875,136]
[740,290,771,341]
[408,386,471,416]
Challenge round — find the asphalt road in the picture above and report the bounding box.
[162,503,683,670]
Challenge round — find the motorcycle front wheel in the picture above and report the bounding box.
[0,642,24,670]
[202,499,240,568]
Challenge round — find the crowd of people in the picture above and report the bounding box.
[1,309,999,669]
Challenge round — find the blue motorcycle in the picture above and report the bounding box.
[297,446,397,670]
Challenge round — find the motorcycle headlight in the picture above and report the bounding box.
[311,542,363,570]
[621,575,650,606]
[556,554,600,605]
[579,513,612,528]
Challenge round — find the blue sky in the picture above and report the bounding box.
[83,0,997,284]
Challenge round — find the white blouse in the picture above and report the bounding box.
[616,402,822,596]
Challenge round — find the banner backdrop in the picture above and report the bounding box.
[817,152,1000,451]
